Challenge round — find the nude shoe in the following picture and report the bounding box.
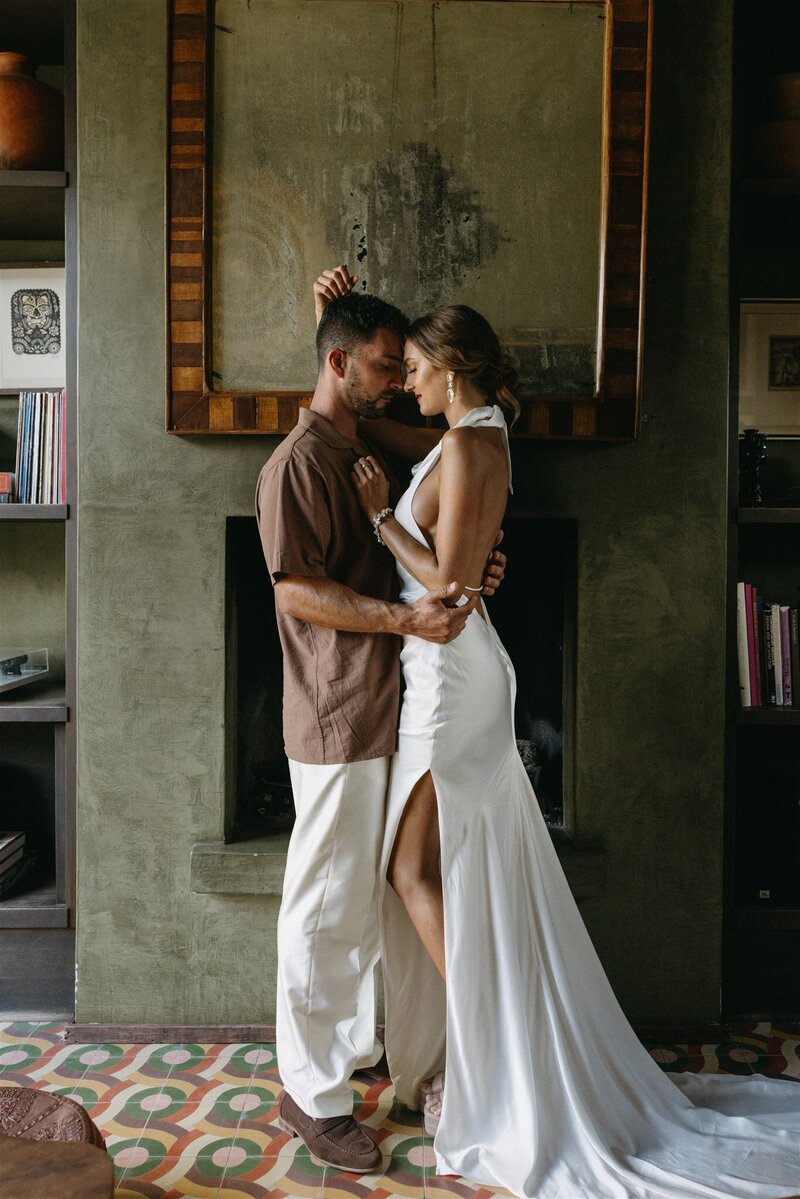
[420,1071,444,1137]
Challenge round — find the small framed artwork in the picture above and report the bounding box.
[740,301,800,437]
[0,265,66,393]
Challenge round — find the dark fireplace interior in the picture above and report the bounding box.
[226,513,576,840]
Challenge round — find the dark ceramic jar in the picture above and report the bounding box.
[0,52,64,170]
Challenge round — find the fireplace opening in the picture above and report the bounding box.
[226,513,576,840]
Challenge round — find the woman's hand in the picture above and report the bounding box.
[352,455,390,521]
[314,264,359,325]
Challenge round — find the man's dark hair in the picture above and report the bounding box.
[316,292,409,371]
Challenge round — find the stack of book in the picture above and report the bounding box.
[12,390,67,503]
[737,582,800,708]
[0,832,27,898]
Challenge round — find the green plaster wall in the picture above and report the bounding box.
[75,0,731,1024]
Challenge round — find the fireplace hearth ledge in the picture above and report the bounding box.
[190,833,606,901]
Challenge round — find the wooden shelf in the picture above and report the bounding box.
[737,507,800,523]
[0,172,67,240]
[0,505,68,521]
[0,685,67,723]
[0,878,68,930]
[0,171,68,189]
[736,707,800,725]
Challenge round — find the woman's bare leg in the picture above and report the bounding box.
[387,771,446,979]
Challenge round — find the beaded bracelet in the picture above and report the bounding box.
[372,507,393,546]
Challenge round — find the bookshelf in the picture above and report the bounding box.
[724,0,800,1019]
[0,505,68,521]
[0,1,76,1010]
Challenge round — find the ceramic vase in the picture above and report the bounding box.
[0,52,64,170]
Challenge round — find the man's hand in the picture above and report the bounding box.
[481,529,506,597]
[404,584,477,644]
[314,264,359,325]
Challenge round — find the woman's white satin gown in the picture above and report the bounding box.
[379,405,799,1199]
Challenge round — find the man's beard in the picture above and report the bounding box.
[344,368,394,420]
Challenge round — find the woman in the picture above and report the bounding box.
[349,303,799,1199]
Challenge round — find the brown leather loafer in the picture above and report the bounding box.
[276,1091,382,1173]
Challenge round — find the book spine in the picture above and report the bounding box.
[48,390,56,504]
[770,604,784,705]
[14,393,24,501]
[736,583,751,707]
[791,608,800,709]
[30,393,41,503]
[757,596,768,705]
[43,391,52,503]
[51,390,58,503]
[58,390,66,503]
[751,588,764,708]
[20,394,30,502]
[25,393,34,502]
[780,606,792,707]
[744,584,758,707]
[764,607,776,706]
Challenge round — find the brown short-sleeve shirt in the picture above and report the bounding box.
[255,408,402,765]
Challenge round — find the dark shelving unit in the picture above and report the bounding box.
[723,0,800,1022]
[0,1,76,1011]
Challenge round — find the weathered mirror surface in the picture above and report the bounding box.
[166,0,652,438]
[211,0,604,399]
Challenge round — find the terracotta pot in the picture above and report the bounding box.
[0,52,64,170]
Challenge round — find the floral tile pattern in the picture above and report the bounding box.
[0,1021,797,1198]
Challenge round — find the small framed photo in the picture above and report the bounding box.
[740,301,800,437]
[0,265,66,393]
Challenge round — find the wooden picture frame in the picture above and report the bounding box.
[166,0,652,440]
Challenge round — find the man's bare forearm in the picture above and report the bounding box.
[275,575,408,635]
[275,574,473,644]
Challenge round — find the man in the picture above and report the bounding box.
[255,267,504,1172]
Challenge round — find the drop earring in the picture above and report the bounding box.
[447,371,456,404]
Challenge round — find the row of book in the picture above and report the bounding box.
[5,390,67,504]
[736,582,799,708]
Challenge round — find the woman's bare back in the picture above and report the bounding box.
[411,425,509,594]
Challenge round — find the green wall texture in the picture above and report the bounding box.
[75,0,731,1024]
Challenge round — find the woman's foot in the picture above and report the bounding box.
[420,1071,444,1137]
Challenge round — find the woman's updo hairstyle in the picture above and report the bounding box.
[406,305,521,425]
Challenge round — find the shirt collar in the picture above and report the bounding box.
[297,406,368,452]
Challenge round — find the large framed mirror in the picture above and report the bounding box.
[166,0,652,439]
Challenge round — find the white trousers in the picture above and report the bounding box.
[277,756,390,1117]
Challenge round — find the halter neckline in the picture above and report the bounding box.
[449,404,513,493]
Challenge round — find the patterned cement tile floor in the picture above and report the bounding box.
[0,1022,798,1198]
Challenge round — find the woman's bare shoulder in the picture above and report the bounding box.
[440,424,505,470]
